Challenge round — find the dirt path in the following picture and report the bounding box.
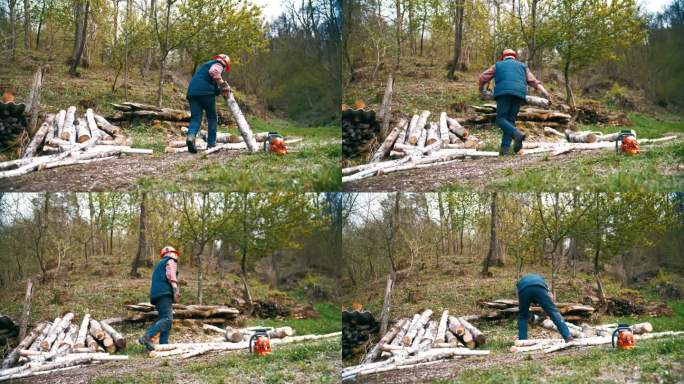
[343,152,584,192]
[0,151,241,192]
[348,347,593,384]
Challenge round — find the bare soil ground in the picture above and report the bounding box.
[343,151,584,192]
[0,151,240,192]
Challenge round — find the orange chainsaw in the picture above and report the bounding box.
[263,132,288,155]
[612,324,635,350]
[249,328,272,356]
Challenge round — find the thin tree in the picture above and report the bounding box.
[68,0,90,76]
[482,192,498,275]
[130,192,147,278]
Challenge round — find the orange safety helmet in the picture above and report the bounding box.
[500,49,518,61]
[160,246,180,259]
[621,135,640,155]
[212,54,231,73]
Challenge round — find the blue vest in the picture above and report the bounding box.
[494,58,528,99]
[187,60,224,97]
[516,274,548,294]
[150,256,178,301]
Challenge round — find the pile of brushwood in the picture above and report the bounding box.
[0,107,151,179]
[342,309,379,360]
[342,309,489,381]
[0,313,127,382]
[106,303,240,326]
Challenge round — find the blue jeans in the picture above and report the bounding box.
[187,95,218,146]
[145,295,173,344]
[518,285,571,342]
[495,95,524,148]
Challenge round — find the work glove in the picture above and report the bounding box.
[479,89,493,100]
[219,82,231,97]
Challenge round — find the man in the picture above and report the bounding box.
[138,246,180,351]
[478,49,553,155]
[186,54,232,153]
[516,273,573,343]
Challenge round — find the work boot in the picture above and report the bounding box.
[565,336,575,343]
[207,143,216,149]
[499,146,512,156]
[513,132,526,154]
[138,335,155,351]
[186,135,198,154]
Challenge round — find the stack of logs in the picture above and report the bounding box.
[511,322,684,354]
[463,100,572,131]
[108,101,232,126]
[478,299,596,322]
[342,309,380,360]
[0,107,152,179]
[342,309,489,381]
[0,101,27,150]
[0,316,18,345]
[105,303,240,326]
[0,313,128,382]
[150,324,340,359]
[341,104,380,159]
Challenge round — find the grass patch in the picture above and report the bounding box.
[490,141,684,192]
[183,338,340,384]
[245,301,340,335]
[93,371,177,384]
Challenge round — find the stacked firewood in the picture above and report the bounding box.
[0,316,18,345]
[109,102,192,123]
[0,313,128,382]
[342,309,490,381]
[0,107,152,179]
[103,303,240,326]
[150,324,340,359]
[0,101,27,150]
[342,111,498,183]
[462,100,572,131]
[478,299,596,322]
[342,104,381,159]
[511,322,684,354]
[342,309,380,360]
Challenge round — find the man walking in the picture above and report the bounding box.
[516,273,573,343]
[478,49,553,155]
[138,246,180,351]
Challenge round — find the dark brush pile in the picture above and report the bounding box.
[342,106,380,159]
[0,102,27,150]
[342,309,379,360]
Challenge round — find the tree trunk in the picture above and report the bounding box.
[447,0,465,79]
[394,0,402,67]
[17,278,33,342]
[68,0,90,76]
[9,0,17,60]
[23,0,30,49]
[482,192,498,274]
[35,0,46,47]
[563,58,575,107]
[379,274,394,336]
[130,192,147,278]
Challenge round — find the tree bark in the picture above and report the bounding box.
[130,192,147,277]
[379,274,394,336]
[482,192,499,274]
[68,0,90,76]
[447,0,465,79]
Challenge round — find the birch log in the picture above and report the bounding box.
[425,123,439,145]
[361,318,408,364]
[75,118,90,143]
[446,117,468,139]
[379,274,394,336]
[435,310,449,345]
[93,114,121,137]
[22,115,54,158]
[100,321,126,350]
[224,92,258,152]
[74,314,91,349]
[459,317,485,346]
[565,130,599,143]
[390,315,414,347]
[88,319,105,341]
[406,114,420,145]
[403,309,432,345]
[371,119,406,163]
[53,110,66,140]
[29,322,52,351]
[85,109,99,140]
[439,112,449,146]
[41,313,74,351]
[61,106,76,142]
[409,111,430,144]
[0,322,48,369]
[542,319,584,338]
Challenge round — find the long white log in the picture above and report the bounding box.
[459,317,485,346]
[93,114,121,137]
[41,313,74,351]
[439,112,450,146]
[224,92,258,152]
[22,114,54,158]
[362,318,409,364]
[404,114,420,146]
[61,106,76,143]
[100,320,126,350]
[74,314,91,349]
[403,309,433,346]
[435,310,449,345]
[52,109,66,140]
[409,111,430,145]
[371,118,406,163]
